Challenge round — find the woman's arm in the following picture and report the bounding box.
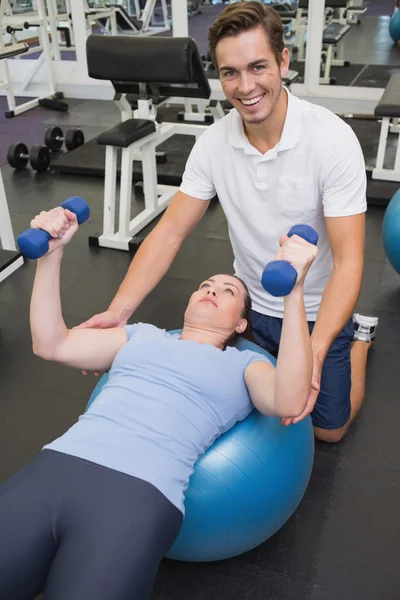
[30,208,128,370]
[244,235,317,419]
[244,287,312,417]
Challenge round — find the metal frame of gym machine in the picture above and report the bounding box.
[288,0,388,185]
[0,168,23,282]
[0,0,190,101]
[0,0,67,116]
[79,0,170,38]
[0,43,26,282]
[289,0,384,115]
[106,0,171,36]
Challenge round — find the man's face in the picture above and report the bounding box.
[216,25,289,126]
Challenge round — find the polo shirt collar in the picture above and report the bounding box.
[228,86,302,156]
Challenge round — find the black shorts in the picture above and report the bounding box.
[251,311,354,430]
[0,449,182,600]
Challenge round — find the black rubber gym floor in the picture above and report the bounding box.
[1,94,400,600]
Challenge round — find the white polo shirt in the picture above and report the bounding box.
[179,88,367,321]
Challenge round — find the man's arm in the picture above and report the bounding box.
[80,124,216,330]
[81,191,210,328]
[311,212,365,361]
[281,124,367,426]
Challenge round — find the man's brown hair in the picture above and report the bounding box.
[208,1,285,69]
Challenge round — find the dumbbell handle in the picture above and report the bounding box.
[261,224,319,297]
[17,197,90,260]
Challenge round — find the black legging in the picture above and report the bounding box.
[0,449,182,600]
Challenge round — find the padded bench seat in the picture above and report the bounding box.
[375,73,400,118]
[323,23,350,44]
[97,118,156,147]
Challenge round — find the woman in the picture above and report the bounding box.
[0,206,317,600]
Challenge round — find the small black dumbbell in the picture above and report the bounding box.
[44,126,85,152]
[7,143,51,172]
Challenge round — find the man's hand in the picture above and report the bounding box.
[281,353,322,426]
[75,310,127,331]
[73,310,128,376]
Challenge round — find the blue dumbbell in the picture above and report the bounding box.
[261,224,319,297]
[17,196,90,259]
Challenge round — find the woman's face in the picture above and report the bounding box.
[184,274,248,338]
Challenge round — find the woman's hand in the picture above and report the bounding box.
[30,207,78,255]
[276,234,318,288]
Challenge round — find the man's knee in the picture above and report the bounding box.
[313,423,350,444]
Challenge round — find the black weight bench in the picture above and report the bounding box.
[86,34,211,252]
[320,22,351,84]
[323,22,350,44]
[292,0,351,79]
[97,120,156,147]
[373,72,400,183]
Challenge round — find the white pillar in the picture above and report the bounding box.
[46,0,61,61]
[70,0,89,68]
[171,0,188,37]
[304,0,325,94]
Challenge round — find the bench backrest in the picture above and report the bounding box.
[86,35,211,100]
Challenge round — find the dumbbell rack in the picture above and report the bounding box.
[0,169,23,283]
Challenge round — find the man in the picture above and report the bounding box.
[79,2,378,443]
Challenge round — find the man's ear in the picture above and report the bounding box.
[280,47,290,79]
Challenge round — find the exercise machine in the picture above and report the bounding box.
[373,73,400,183]
[344,0,366,26]
[86,35,211,251]
[0,43,24,281]
[86,0,170,37]
[0,167,24,283]
[0,0,67,117]
[0,38,26,280]
[292,0,352,85]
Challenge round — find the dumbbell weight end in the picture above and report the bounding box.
[261,260,298,297]
[261,224,319,297]
[17,197,90,259]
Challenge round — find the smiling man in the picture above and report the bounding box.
[79,2,378,443]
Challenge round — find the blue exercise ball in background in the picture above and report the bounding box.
[389,9,400,42]
[86,335,314,562]
[382,189,400,274]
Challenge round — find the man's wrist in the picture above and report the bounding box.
[108,298,134,325]
[311,335,328,363]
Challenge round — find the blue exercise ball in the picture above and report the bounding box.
[86,335,314,562]
[389,10,400,42]
[382,189,400,274]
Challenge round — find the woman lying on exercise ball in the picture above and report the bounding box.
[0,206,317,600]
